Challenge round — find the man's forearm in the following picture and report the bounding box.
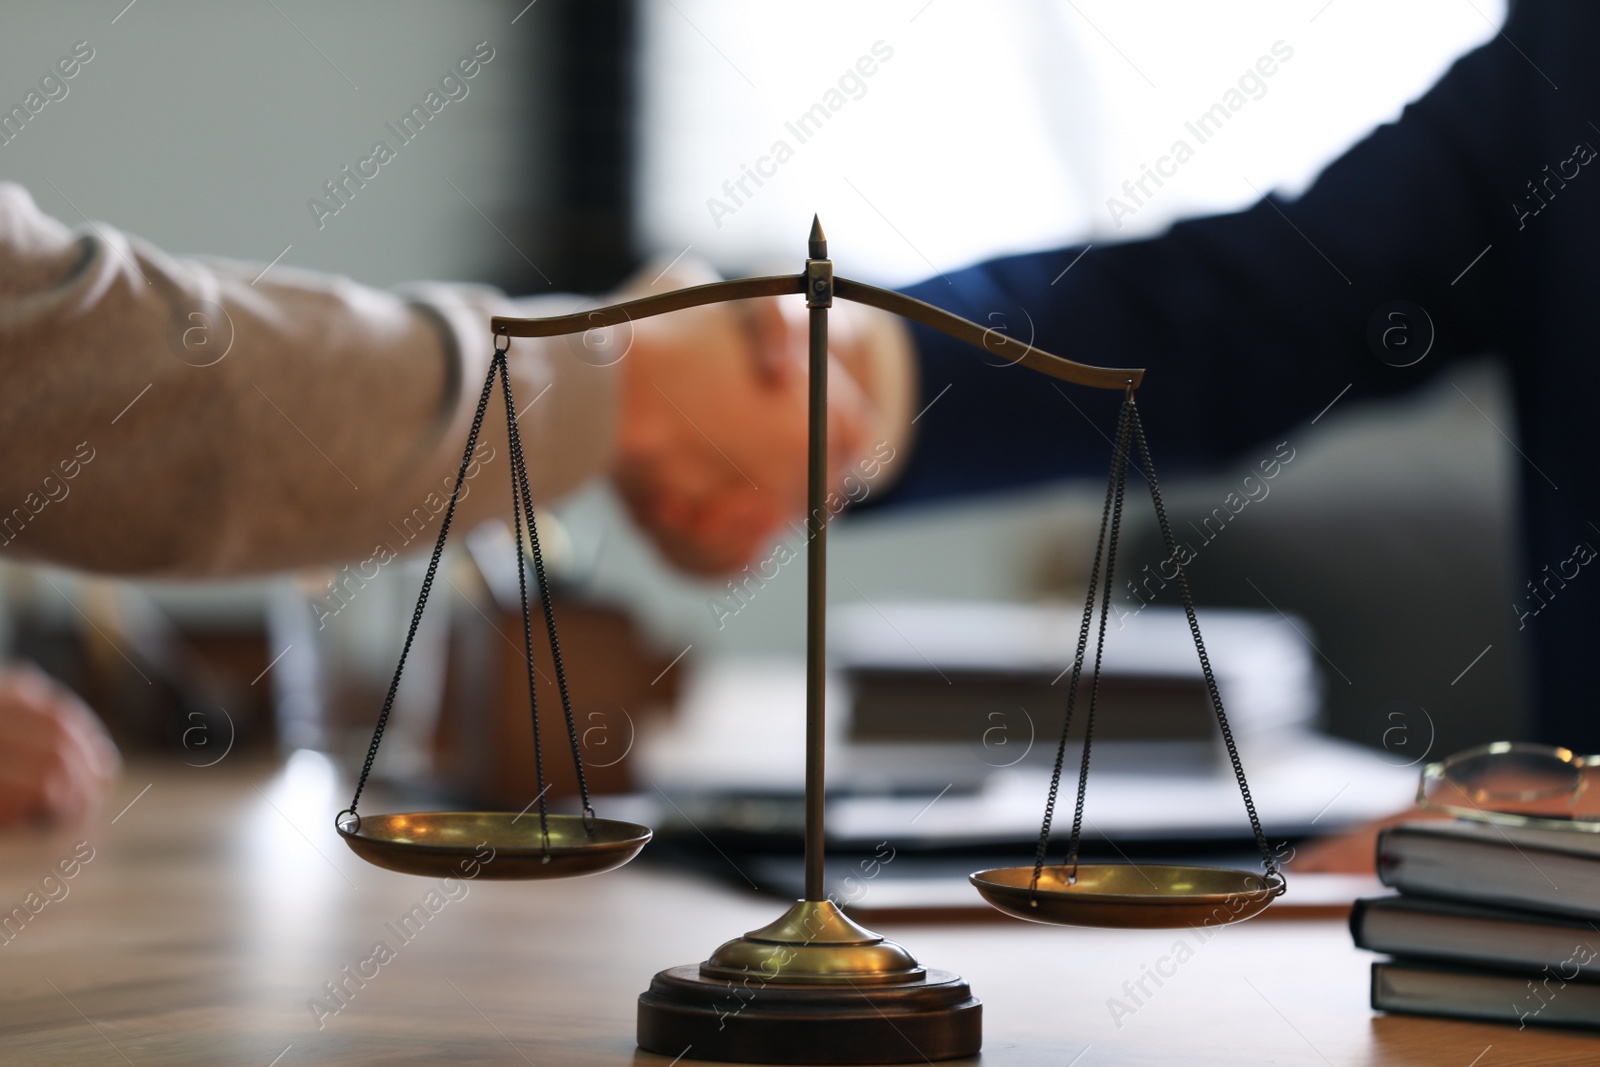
[0,183,617,577]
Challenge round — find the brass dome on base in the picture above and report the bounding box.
[698,899,924,985]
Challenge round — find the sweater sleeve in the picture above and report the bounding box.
[0,183,618,577]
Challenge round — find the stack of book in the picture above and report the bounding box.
[1352,819,1600,1028]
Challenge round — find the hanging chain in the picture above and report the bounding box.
[338,335,598,841]
[496,354,553,850]
[338,346,503,829]
[1063,395,1133,879]
[1028,393,1282,891]
[1127,399,1279,883]
[1031,396,1133,892]
[498,358,595,823]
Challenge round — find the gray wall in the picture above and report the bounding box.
[0,0,541,287]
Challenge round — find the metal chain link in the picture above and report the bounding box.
[340,340,599,842]
[1031,396,1133,890]
[1063,396,1133,878]
[498,361,594,821]
[1029,393,1281,890]
[497,354,553,849]
[1127,398,1280,882]
[339,350,502,827]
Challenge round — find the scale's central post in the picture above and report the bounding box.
[803,215,830,903]
[635,220,982,1064]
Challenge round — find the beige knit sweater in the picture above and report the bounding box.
[0,183,617,577]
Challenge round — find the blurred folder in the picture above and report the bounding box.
[636,601,1418,846]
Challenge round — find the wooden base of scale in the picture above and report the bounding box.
[638,966,980,1065]
[636,900,980,1064]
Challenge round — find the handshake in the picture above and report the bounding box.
[597,257,915,576]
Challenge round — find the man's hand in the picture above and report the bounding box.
[612,258,912,576]
[0,665,120,829]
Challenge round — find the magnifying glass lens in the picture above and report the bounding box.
[1444,748,1580,802]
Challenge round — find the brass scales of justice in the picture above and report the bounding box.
[333,218,1286,1064]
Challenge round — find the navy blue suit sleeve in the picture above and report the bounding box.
[878,11,1540,508]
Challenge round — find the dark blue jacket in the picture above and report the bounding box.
[891,1,1596,747]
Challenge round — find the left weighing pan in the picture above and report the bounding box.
[337,812,652,880]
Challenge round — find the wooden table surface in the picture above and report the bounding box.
[0,756,1594,1066]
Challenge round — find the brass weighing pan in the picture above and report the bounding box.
[337,811,651,880]
[336,348,651,886]
[970,864,1284,929]
[970,394,1285,930]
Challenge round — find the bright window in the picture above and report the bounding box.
[638,0,1503,284]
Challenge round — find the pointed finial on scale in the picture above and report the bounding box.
[808,214,827,259]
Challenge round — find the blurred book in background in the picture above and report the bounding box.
[629,599,1418,914]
